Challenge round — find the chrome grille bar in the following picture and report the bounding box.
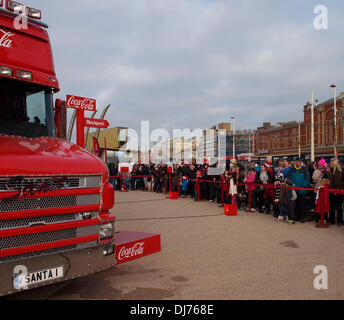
[0,212,98,231]
[0,225,99,250]
[0,194,100,213]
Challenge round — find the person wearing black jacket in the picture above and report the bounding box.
[200,164,209,200]
[208,164,221,202]
[188,164,196,198]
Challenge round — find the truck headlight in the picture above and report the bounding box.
[99,222,114,240]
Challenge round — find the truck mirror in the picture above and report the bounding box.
[54,99,67,139]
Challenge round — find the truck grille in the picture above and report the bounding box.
[0,212,98,231]
[0,194,99,213]
[0,176,101,192]
[0,224,99,263]
[0,241,97,264]
[0,228,78,250]
[0,175,102,263]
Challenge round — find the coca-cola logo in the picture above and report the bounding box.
[0,29,15,48]
[66,95,96,112]
[118,242,145,261]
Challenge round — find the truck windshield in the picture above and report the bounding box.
[0,78,55,138]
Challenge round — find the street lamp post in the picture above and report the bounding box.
[298,120,301,158]
[331,84,337,159]
[311,92,315,162]
[231,117,235,159]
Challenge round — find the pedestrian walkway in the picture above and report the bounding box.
[6,191,344,300]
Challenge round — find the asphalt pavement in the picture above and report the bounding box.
[5,191,344,300]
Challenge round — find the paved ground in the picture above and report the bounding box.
[5,191,344,300]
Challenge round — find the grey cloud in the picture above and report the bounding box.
[22,0,344,139]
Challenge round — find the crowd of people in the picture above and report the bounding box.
[108,156,344,226]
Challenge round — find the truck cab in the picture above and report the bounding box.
[0,2,115,296]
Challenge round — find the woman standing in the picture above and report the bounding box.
[228,172,238,205]
[244,168,256,211]
[327,159,344,226]
[255,165,274,213]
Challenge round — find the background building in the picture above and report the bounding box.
[255,92,344,161]
[86,127,130,163]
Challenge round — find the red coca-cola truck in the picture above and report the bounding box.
[0,2,118,296]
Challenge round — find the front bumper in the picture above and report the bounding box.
[0,241,115,297]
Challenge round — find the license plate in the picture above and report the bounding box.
[13,266,64,290]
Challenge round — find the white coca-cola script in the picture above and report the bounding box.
[118,242,145,261]
[67,96,96,111]
[0,29,15,48]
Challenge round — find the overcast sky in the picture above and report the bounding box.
[24,0,344,137]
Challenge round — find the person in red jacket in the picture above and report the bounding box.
[315,178,330,223]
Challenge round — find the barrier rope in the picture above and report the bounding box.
[109,174,339,228]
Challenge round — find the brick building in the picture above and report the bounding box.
[255,92,344,160]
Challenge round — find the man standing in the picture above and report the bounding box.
[290,158,310,223]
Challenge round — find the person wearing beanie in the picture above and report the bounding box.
[290,158,310,223]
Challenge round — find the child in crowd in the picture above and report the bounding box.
[220,170,230,204]
[273,174,284,218]
[278,178,297,224]
[181,176,188,198]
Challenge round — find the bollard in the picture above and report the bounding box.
[316,186,329,229]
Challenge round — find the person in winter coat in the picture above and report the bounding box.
[188,164,196,199]
[255,165,274,214]
[273,174,284,218]
[282,158,292,179]
[315,178,330,223]
[220,171,230,204]
[289,158,310,223]
[326,159,344,225]
[278,179,296,224]
[244,168,256,211]
[313,163,324,188]
[228,171,238,205]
